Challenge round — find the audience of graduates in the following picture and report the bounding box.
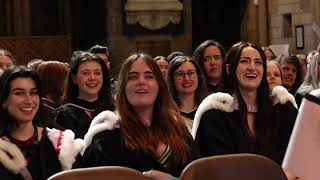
[0,38,317,180]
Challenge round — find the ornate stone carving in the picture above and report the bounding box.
[125,0,183,30]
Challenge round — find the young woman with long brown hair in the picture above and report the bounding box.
[82,53,200,177]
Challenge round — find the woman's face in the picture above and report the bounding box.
[280,62,297,91]
[203,45,223,84]
[0,55,13,70]
[174,62,198,96]
[2,77,40,124]
[267,63,282,91]
[72,60,103,101]
[236,47,264,93]
[264,49,275,60]
[125,59,159,109]
[156,58,169,79]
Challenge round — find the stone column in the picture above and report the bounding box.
[258,0,269,46]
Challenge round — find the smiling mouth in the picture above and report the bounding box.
[21,107,33,111]
[135,89,148,93]
[86,83,98,87]
[245,74,257,79]
[182,83,193,88]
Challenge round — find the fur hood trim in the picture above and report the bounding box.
[47,128,84,170]
[272,86,298,108]
[192,92,234,139]
[0,138,27,174]
[82,110,119,154]
[310,88,320,97]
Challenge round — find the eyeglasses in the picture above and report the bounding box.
[174,70,197,80]
[204,55,222,62]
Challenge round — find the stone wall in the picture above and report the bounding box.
[107,0,192,76]
[268,0,320,54]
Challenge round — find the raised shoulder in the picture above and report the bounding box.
[192,92,234,139]
[83,110,120,153]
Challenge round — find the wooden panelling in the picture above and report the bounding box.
[0,35,71,65]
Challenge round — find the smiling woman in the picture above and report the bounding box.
[167,56,208,120]
[0,66,83,179]
[53,51,115,138]
[193,42,298,166]
[82,53,200,178]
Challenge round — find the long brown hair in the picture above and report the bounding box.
[116,53,191,166]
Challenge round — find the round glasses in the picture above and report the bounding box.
[174,70,197,80]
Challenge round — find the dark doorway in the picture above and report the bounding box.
[30,0,65,35]
[192,0,246,51]
[71,0,107,50]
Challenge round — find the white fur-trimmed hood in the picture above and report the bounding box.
[191,88,297,139]
[46,128,84,170]
[192,92,234,139]
[82,110,120,154]
[271,86,298,108]
[0,128,84,175]
[0,138,27,174]
[310,88,320,97]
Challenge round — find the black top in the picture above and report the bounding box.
[207,82,226,94]
[0,129,62,180]
[180,109,197,120]
[42,98,62,129]
[53,98,106,138]
[82,128,201,177]
[195,102,297,165]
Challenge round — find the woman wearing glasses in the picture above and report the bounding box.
[167,56,208,120]
[193,40,226,93]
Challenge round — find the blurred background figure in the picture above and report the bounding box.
[0,49,15,71]
[27,59,44,71]
[263,47,276,60]
[89,44,117,94]
[296,53,307,80]
[88,44,110,70]
[167,51,184,62]
[193,39,226,93]
[267,60,282,92]
[37,61,69,128]
[167,56,208,120]
[296,52,320,105]
[279,55,303,95]
[154,56,169,79]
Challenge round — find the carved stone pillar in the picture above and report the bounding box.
[125,0,183,30]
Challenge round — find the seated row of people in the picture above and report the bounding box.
[0,41,299,179]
